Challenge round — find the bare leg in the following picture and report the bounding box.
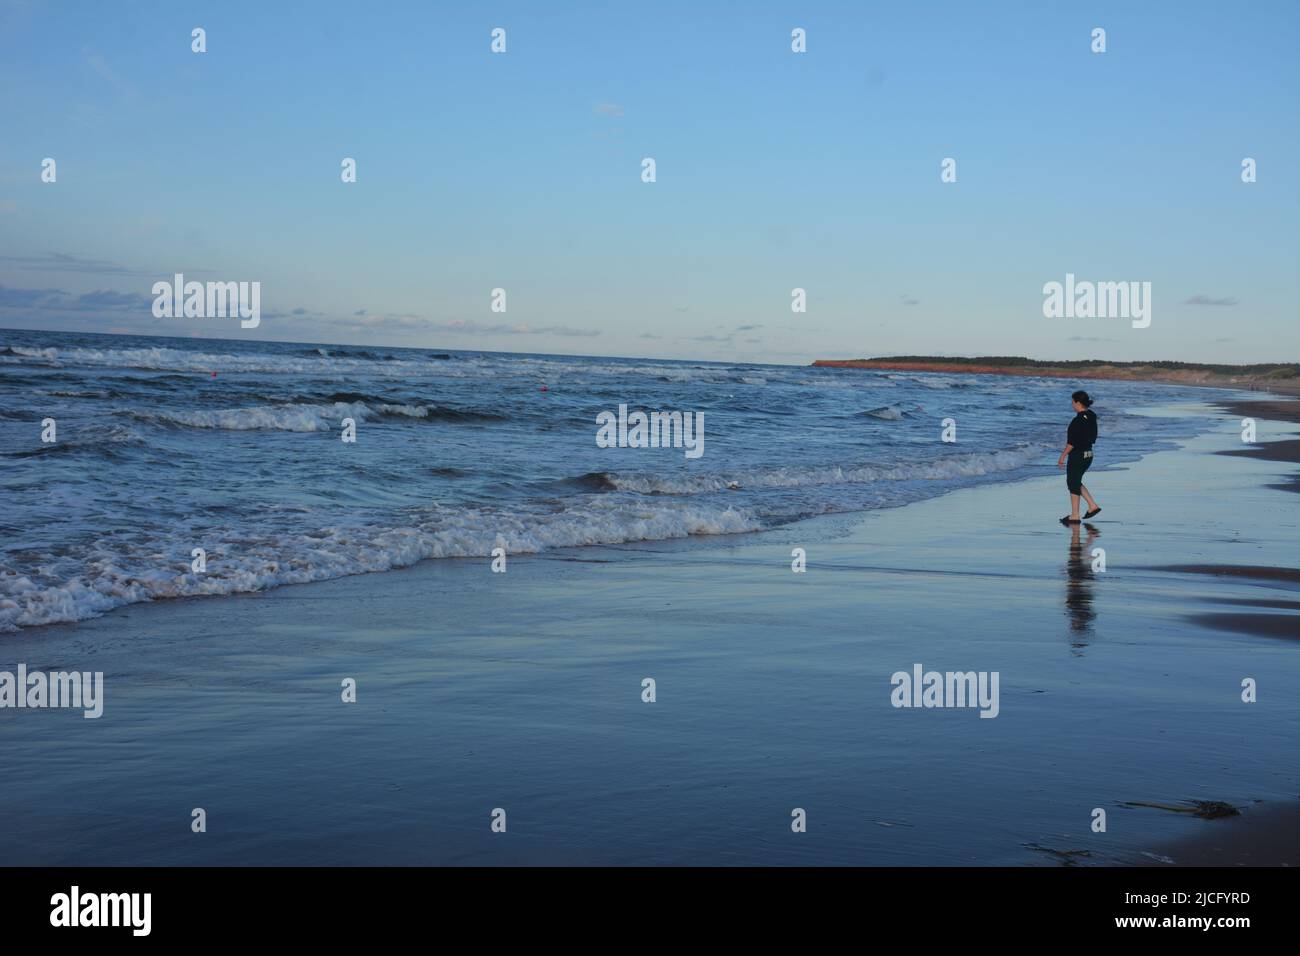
[1069,492,1081,520]
[1079,483,1098,512]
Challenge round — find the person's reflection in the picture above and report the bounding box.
[1065,523,1100,645]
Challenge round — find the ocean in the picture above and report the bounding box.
[1,328,1215,632]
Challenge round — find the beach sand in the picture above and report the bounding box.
[0,398,1295,866]
[812,359,1300,395]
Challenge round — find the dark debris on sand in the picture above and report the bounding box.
[1121,800,1242,819]
[1023,843,1092,865]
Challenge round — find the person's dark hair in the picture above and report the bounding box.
[1071,390,1094,407]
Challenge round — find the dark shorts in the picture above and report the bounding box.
[1066,451,1092,494]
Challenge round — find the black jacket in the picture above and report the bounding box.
[1067,409,1098,453]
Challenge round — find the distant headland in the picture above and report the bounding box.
[811,357,1300,393]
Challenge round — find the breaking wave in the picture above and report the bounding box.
[595,445,1049,495]
[0,498,762,630]
[139,401,507,431]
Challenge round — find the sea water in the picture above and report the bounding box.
[0,328,1217,630]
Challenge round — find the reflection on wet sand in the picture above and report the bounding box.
[1065,523,1100,647]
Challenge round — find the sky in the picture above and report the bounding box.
[0,0,1297,365]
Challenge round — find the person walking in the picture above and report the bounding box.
[1058,390,1101,525]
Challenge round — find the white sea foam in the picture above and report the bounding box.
[1,345,436,376]
[376,403,437,418]
[0,499,762,630]
[9,346,59,359]
[148,402,372,431]
[603,445,1048,495]
[862,404,908,420]
[144,401,492,431]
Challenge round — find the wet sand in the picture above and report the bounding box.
[0,398,1295,866]
[1143,801,1300,866]
[1214,397,1300,425]
[1214,397,1300,494]
[1133,395,1300,863]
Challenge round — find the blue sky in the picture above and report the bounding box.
[1,0,1296,364]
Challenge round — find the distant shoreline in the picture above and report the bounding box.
[812,357,1300,395]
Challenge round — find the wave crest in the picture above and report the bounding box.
[0,498,761,630]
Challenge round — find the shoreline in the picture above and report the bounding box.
[812,359,1300,396]
[4,387,1253,638]
[0,395,1295,865]
[1213,395,1300,493]
[1114,394,1299,865]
